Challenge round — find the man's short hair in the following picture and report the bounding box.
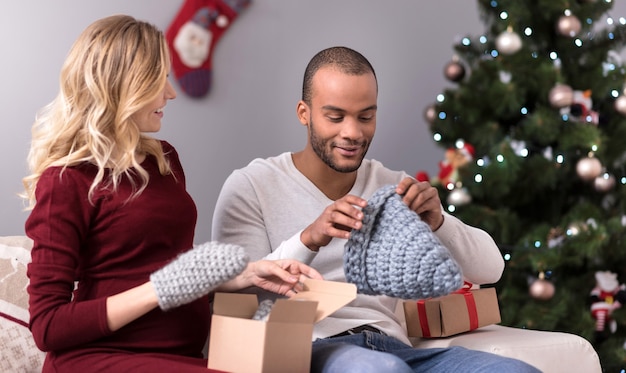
[301,46,377,105]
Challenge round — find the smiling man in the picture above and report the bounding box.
[211,46,539,373]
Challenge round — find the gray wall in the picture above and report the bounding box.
[4,1,620,243]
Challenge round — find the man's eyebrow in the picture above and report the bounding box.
[321,105,378,112]
[321,105,346,112]
[361,105,378,112]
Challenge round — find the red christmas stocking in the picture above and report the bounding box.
[166,0,251,98]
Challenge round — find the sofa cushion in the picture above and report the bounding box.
[0,236,45,372]
[411,324,602,372]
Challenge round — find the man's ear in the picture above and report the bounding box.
[296,100,309,125]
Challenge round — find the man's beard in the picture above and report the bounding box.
[309,118,368,173]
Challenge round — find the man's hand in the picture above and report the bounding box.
[396,177,444,231]
[223,259,324,297]
[300,195,367,252]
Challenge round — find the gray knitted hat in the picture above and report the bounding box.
[343,184,463,299]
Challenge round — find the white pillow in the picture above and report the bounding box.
[0,236,46,372]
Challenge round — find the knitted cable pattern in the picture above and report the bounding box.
[343,184,463,299]
[150,241,249,311]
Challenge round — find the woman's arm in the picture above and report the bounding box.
[107,258,323,331]
[27,169,113,351]
[105,282,159,332]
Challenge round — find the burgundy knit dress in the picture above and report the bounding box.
[26,142,223,372]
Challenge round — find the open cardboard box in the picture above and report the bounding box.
[207,279,357,373]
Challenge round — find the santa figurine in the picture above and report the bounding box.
[439,143,474,187]
[589,270,626,344]
[416,142,475,189]
[560,89,599,125]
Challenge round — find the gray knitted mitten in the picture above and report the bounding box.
[344,184,463,299]
[150,241,249,311]
[252,299,275,321]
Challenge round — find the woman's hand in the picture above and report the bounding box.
[216,259,323,296]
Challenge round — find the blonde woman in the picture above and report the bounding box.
[22,15,320,373]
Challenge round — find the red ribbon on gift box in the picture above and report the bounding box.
[416,282,479,337]
[416,299,432,337]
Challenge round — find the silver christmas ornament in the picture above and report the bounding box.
[495,29,522,55]
[447,188,472,206]
[594,173,616,192]
[614,96,626,116]
[556,14,582,37]
[529,276,555,301]
[549,83,574,108]
[423,104,437,125]
[444,60,466,82]
[576,156,602,181]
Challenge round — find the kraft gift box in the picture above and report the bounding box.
[403,286,501,338]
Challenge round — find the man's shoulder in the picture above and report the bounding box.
[238,153,290,171]
[360,158,405,179]
[249,152,290,165]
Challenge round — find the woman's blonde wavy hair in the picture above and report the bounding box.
[22,15,173,209]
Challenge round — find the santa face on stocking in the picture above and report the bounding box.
[173,9,214,68]
[166,0,251,97]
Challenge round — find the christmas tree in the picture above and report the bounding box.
[419,0,626,370]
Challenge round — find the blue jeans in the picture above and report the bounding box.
[311,330,541,373]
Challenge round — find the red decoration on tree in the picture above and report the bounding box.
[415,171,430,183]
[166,0,251,98]
[437,143,475,188]
[415,143,475,188]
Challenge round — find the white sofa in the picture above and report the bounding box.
[0,235,602,372]
[394,293,602,372]
[410,323,601,372]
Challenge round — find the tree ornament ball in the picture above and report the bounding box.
[529,278,555,300]
[549,84,574,108]
[576,157,602,181]
[447,188,472,206]
[556,14,582,37]
[495,29,522,55]
[594,174,616,192]
[444,60,466,82]
[567,221,588,236]
[423,104,437,125]
[614,95,626,116]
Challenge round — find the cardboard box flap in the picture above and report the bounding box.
[213,292,259,318]
[267,298,318,323]
[291,279,356,322]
